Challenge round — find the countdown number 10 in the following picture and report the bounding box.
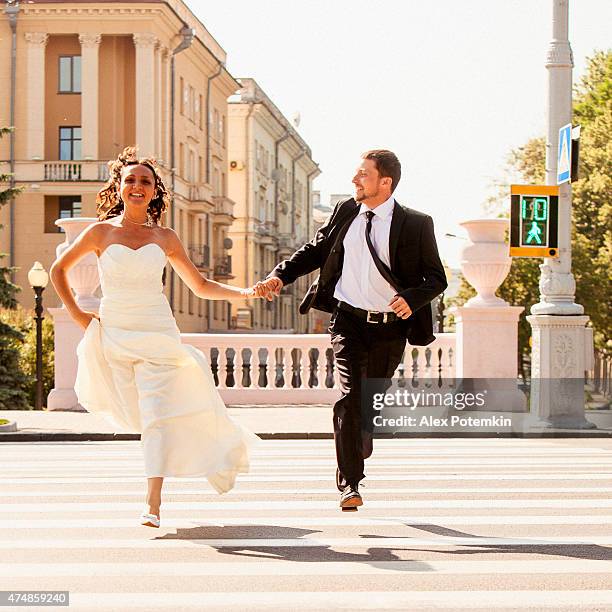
[521,197,548,222]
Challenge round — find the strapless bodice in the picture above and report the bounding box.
[97,242,175,332]
[98,242,167,299]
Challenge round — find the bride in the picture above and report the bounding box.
[50,147,270,528]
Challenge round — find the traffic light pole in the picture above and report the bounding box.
[527,0,593,429]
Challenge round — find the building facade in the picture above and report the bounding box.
[0,0,238,331]
[227,78,320,332]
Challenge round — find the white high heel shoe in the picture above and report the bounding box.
[140,511,160,528]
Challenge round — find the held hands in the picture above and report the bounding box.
[74,310,100,330]
[389,295,412,319]
[245,277,284,301]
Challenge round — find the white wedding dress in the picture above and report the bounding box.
[74,242,259,493]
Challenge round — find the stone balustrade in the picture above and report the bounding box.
[181,332,456,405]
[0,160,109,182]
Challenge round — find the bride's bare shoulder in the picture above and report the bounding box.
[157,226,182,254]
[158,226,179,243]
[87,219,117,237]
[76,219,118,248]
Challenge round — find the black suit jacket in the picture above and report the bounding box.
[267,197,448,346]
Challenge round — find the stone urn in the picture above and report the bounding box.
[47,217,100,411]
[459,219,511,307]
[55,218,100,310]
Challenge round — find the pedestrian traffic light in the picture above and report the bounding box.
[509,185,559,258]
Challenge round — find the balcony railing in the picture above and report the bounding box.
[214,255,232,277]
[180,332,456,404]
[44,162,81,181]
[42,161,109,182]
[212,195,235,217]
[190,183,213,202]
[188,244,210,269]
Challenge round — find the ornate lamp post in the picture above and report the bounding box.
[28,261,49,410]
[526,0,593,428]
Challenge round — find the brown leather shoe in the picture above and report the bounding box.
[339,484,363,509]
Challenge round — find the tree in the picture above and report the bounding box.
[453,51,612,378]
[0,127,31,409]
[571,51,612,354]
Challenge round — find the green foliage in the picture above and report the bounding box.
[0,128,22,208]
[0,307,55,408]
[571,51,612,354]
[0,127,31,409]
[0,309,32,410]
[20,314,55,408]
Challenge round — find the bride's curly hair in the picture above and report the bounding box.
[96,146,169,224]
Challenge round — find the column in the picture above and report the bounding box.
[132,33,157,158]
[79,33,102,160]
[153,42,164,162]
[24,32,48,160]
[162,46,171,166]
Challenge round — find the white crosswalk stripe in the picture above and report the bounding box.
[1,438,611,611]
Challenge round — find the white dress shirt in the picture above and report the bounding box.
[333,195,396,312]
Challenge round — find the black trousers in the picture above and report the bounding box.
[329,308,407,491]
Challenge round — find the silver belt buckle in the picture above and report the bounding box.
[367,310,385,323]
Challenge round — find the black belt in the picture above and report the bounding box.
[336,301,400,324]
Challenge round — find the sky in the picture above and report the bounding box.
[189,0,611,267]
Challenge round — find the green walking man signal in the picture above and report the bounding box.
[525,220,543,244]
[509,185,559,258]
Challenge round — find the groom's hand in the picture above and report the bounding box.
[254,278,283,301]
[389,295,412,319]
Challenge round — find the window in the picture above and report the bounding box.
[198,94,203,130]
[221,115,226,145]
[189,150,195,183]
[59,127,81,160]
[213,167,219,194]
[213,109,219,142]
[58,56,81,93]
[59,195,82,221]
[179,77,184,115]
[189,86,195,122]
[44,196,81,233]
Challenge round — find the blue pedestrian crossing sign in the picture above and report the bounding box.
[557,123,572,185]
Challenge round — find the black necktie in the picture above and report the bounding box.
[365,210,402,293]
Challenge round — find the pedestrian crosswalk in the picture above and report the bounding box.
[1,438,612,611]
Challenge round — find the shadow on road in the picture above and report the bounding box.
[155,524,432,571]
[153,522,612,567]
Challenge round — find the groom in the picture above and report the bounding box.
[258,150,447,510]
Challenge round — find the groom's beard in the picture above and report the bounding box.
[355,187,379,202]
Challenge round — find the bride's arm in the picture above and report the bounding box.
[50,223,102,329]
[164,228,262,301]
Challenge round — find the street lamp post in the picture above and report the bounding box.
[527,0,593,428]
[28,262,49,411]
